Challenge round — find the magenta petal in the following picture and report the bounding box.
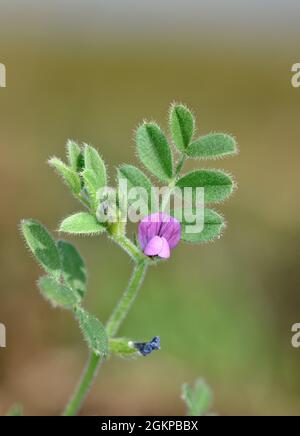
[144,236,163,256]
[138,221,152,250]
[138,213,162,250]
[158,237,170,259]
[138,212,181,255]
[159,217,181,249]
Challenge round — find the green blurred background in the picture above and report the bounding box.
[1,0,300,416]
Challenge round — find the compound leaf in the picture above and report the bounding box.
[57,240,87,300]
[136,122,173,182]
[59,212,106,235]
[21,219,61,279]
[187,133,237,159]
[38,275,80,308]
[75,307,108,357]
[169,103,195,152]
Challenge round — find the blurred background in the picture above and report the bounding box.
[0,0,300,416]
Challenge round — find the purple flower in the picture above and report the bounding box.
[138,212,181,259]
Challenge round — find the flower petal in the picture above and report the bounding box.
[138,221,152,250]
[144,236,163,256]
[158,237,170,259]
[159,217,181,249]
[138,213,162,250]
[138,212,181,254]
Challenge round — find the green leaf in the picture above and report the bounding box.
[38,276,80,308]
[109,337,137,356]
[48,157,81,194]
[57,240,87,300]
[118,164,152,207]
[6,403,23,416]
[176,169,234,203]
[84,144,107,189]
[75,307,108,357]
[182,378,213,417]
[187,133,237,159]
[21,219,61,279]
[169,103,195,152]
[181,209,225,243]
[66,139,83,171]
[59,212,106,235]
[136,122,173,182]
[118,164,152,192]
[81,169,99,211]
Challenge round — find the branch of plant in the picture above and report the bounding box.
[63,234,148,416]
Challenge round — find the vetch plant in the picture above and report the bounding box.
[20,103,237,416]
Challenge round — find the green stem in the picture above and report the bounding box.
[63,352,101,416]
[62,258,148,416]
[113,234,145,263]
[106,260,148,337]
[175,154,186,178]
[161,154,186,213]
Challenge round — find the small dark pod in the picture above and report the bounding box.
[133,336,161,356]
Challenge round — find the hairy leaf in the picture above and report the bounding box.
[66,139,82,171]
[136,123,173,181]
[176,169,234,203]
[59,212,106,234]
[21,219,61,279]
[84,144,107,189]
[118,164,152,192]
[48,157,81,194]
[57,240,87,299]
[181,209,225,243]
[81,169,99,211]
[182,378,213,417]
[118,164,152,207]
[187,133,237,159]
[169,103,195,152]
[38,276,80,308]
[75,307,108,357]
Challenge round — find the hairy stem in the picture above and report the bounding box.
[62,257,148,416]
[106,260,148,337]
[63,352,101,416]
[113,234,146,263]
[175,154,186,178]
